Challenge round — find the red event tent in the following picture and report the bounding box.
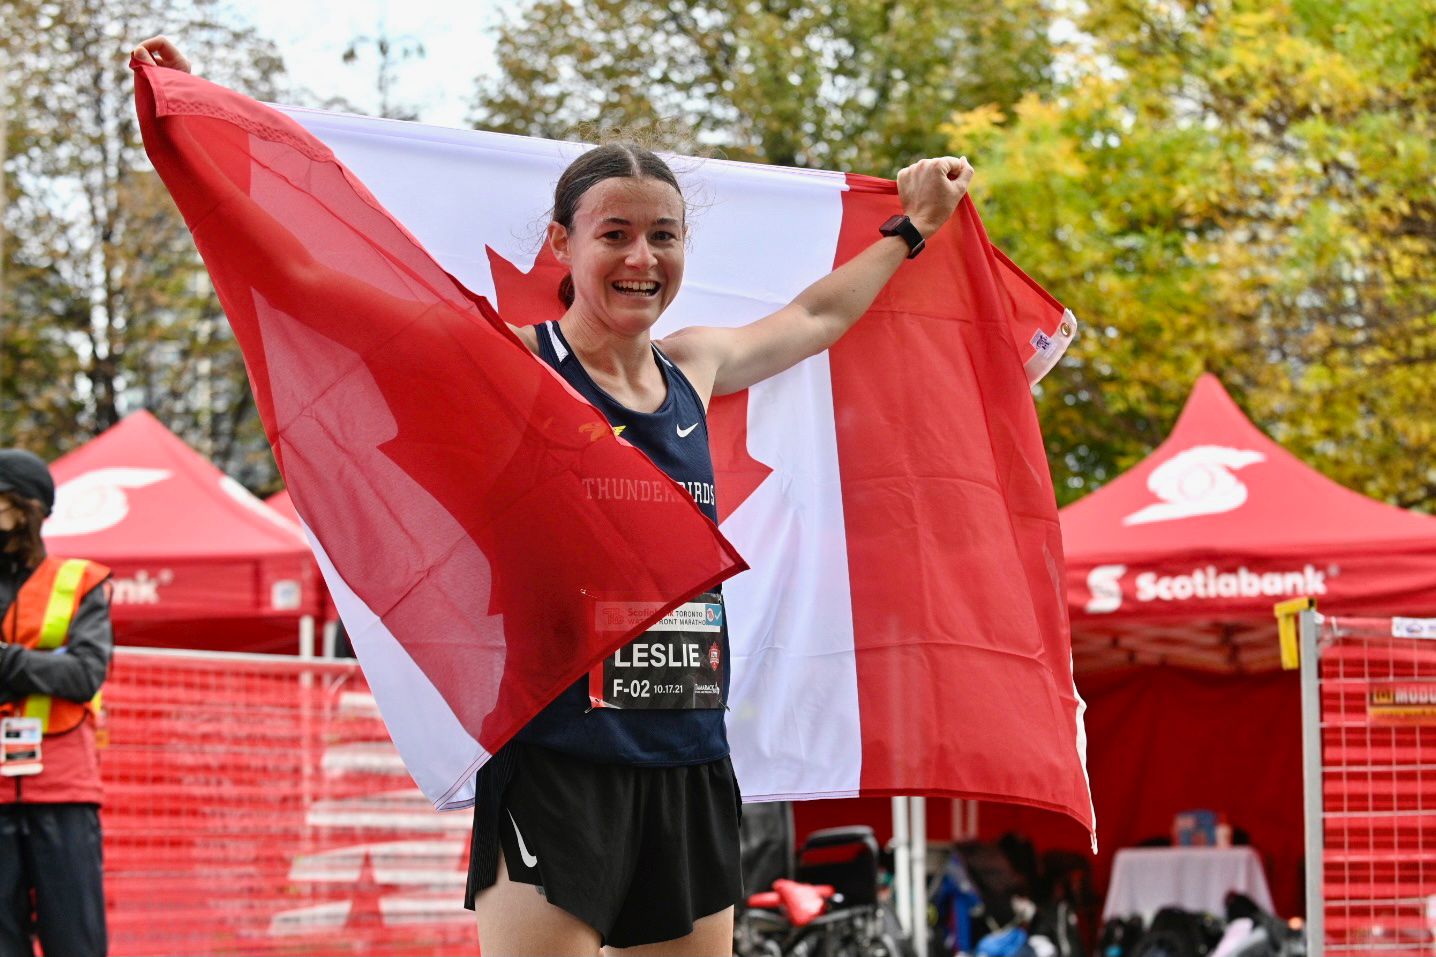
[42,411,322,653]
[1057,374,1436,915]
[797,375,1436,918]
[1064,372,1436,671]
[264,489,299,527]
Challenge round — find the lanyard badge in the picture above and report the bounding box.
[0,717,43,777]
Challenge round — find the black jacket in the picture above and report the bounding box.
[0,559,113,707]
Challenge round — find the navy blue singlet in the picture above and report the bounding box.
[513,320,729,766]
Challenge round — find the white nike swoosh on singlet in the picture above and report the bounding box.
[677,422,698,438]
[508,811,538,868]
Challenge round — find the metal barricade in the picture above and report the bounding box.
[100,646,474,956]
[1278,601,1436,957]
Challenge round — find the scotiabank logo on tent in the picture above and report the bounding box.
[1124,446,1264,526]
[1085,565,1127,614]
[111,569,175,605]
[44,468,172,537]
[1085,563,1328,613]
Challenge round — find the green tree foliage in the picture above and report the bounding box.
[0,0,285,488]
[471,0,1056,172]
[946,0,1435,509]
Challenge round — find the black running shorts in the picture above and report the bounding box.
[465,743,744,948]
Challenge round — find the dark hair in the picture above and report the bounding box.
[0,491,47,570]
[553,143,683,308]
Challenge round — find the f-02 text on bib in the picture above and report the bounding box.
[587,593,725,710]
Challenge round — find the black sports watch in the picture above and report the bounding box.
[879,214,926,259]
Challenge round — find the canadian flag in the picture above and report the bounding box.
[136,62,1093,838]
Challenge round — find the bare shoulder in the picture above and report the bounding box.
[656,324,727,365]
[509,322,540,354]
[657,325,728,409]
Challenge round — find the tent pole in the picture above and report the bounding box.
[299,615,316,691]
[891,796,911,936]
[298,614,315,659]
[321,619,338,658]
[950,797,978,840]
[1298,607,1324,956]
[909,796,927,953]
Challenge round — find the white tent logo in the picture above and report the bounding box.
[219,475,307,542]
[1085,564,1127,614]
[1124,446,1264,526]
[43,468,172,537]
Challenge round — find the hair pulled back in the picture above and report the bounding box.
[553,143,683,308]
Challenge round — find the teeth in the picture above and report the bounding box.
[613,281,659,294]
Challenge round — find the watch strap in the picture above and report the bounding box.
[879,214,926,259]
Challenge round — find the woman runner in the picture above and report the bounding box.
[132,35,973,957]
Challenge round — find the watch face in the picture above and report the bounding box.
[879,215,923,256]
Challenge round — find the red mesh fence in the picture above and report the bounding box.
[100,647,475,956]
[1319,616,1436,956]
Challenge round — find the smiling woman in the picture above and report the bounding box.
[131,31,975,957]
[476,139,976,957]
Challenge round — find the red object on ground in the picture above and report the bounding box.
[773,879,836,926]
[43,411,321,653]
[744,881,836,927]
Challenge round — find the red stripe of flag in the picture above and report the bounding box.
[833,176,1092,826]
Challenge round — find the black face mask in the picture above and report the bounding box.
[0,510,41,574]
[0,548,23,580]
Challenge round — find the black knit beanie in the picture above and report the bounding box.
[0,450,56,516]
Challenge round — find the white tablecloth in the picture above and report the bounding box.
[1102,847,1275,923]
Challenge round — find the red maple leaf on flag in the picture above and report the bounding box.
[484,244,773,524]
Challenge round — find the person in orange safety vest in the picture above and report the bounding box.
[0,449,112,957]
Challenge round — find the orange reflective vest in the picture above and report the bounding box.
[1,556,111,734]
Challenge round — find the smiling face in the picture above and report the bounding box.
[549,175,686,338]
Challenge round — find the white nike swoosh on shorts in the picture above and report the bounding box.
[508,810,539,868]
[677,422,698,437]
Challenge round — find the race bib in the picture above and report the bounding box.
[1,717,43,777]
[588,593,726,710]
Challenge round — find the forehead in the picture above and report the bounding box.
[573,176,684,224]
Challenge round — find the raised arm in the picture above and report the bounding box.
[660,156,973,402]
